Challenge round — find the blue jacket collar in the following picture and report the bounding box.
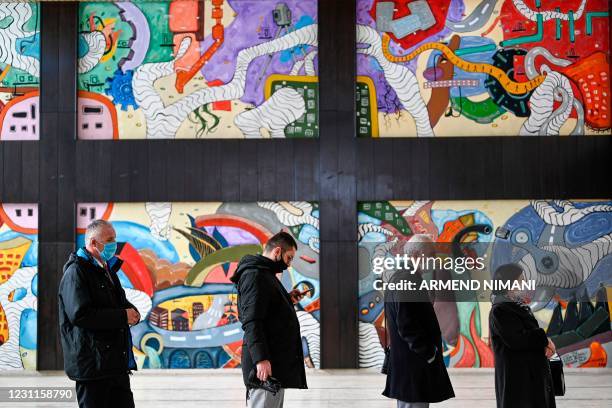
[76,247,121,271]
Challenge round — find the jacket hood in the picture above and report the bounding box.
[63,251,82,274]
[230,254,277,283]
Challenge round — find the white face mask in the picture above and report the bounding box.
[509,288,533,304]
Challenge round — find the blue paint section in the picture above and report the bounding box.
[279,15,315,63]
[15,33,40,61]
[0,231,38,267]
[426,36,497,98]
[77,221,179,263]
[11,287,27,302]
[31,273,37,296]
[78,34,89,58]
[431,209,494,240]
[117,271,134,289]
[19,309,37,350]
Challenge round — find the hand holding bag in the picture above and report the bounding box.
[549,354,566,396]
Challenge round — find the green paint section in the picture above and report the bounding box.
[359,202,412,236]
[555,8,562,40]
[77,2,134,91]
[270,80,319,138]
[454,44,497,57]
[568,10,575,43]
[356,82,374,137]
[586,12,610,35]
[457,302,481,367]
[77,2,173,91]
[450,97,506,124]
[138,2,173,64]
[185,244,263,287]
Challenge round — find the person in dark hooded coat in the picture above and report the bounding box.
[230,231,307,408]
[382,235,455,408]
[489,263,557,408]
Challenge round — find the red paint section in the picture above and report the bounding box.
[207,80,232,111]
[117,242,154,297]
[470,309,495,367]
[369,0,452,50]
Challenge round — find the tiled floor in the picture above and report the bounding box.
[0,368,610,407]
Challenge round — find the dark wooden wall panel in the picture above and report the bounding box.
[276,140,296,200]
[110,142,131,202]
[1,1,608,373]
[37,2,77,371]
[22,143,40,203]
[318,0,358,367]
[239,141,257,202]
[3,142,23,202]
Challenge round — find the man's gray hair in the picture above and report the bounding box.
[85,219,113,246]
[404,233,435,258]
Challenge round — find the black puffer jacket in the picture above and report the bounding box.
[231,254,307,389]
[58,248,137,381]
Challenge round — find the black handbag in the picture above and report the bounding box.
[381,345,390,375]
[549,357,566,396]
[381,307,390,375]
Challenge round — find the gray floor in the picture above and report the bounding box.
[0,368,610,407]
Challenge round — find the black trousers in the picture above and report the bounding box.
[75,373,135,408]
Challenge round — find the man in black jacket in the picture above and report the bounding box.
[382,235,455,408]
[58,220,140,408]
[231,231,307,408]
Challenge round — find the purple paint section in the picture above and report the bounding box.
[356,0,465,114]
[117,2,150,72]
[202,0,318,107]
[204,226,261,247]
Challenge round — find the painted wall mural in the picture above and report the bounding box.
[77,0,318,139]
[0,204,38,370]
[358,200,612,368]
[76,202,320,369]
[0,3,39,141]
[356,0,611,136]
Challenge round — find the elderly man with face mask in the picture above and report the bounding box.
[58,219,140,408]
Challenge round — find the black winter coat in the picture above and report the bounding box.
[58,249,137,381]
[231,254,307,390]
[489,296,556,408]
[382,270,455,403]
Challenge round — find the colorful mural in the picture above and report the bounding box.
[358,200,612,368]
[76,202,320,369]
[77,1,319,139]
[0,3,39,141]
[356,0,611,136]
[0,204,38,370]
